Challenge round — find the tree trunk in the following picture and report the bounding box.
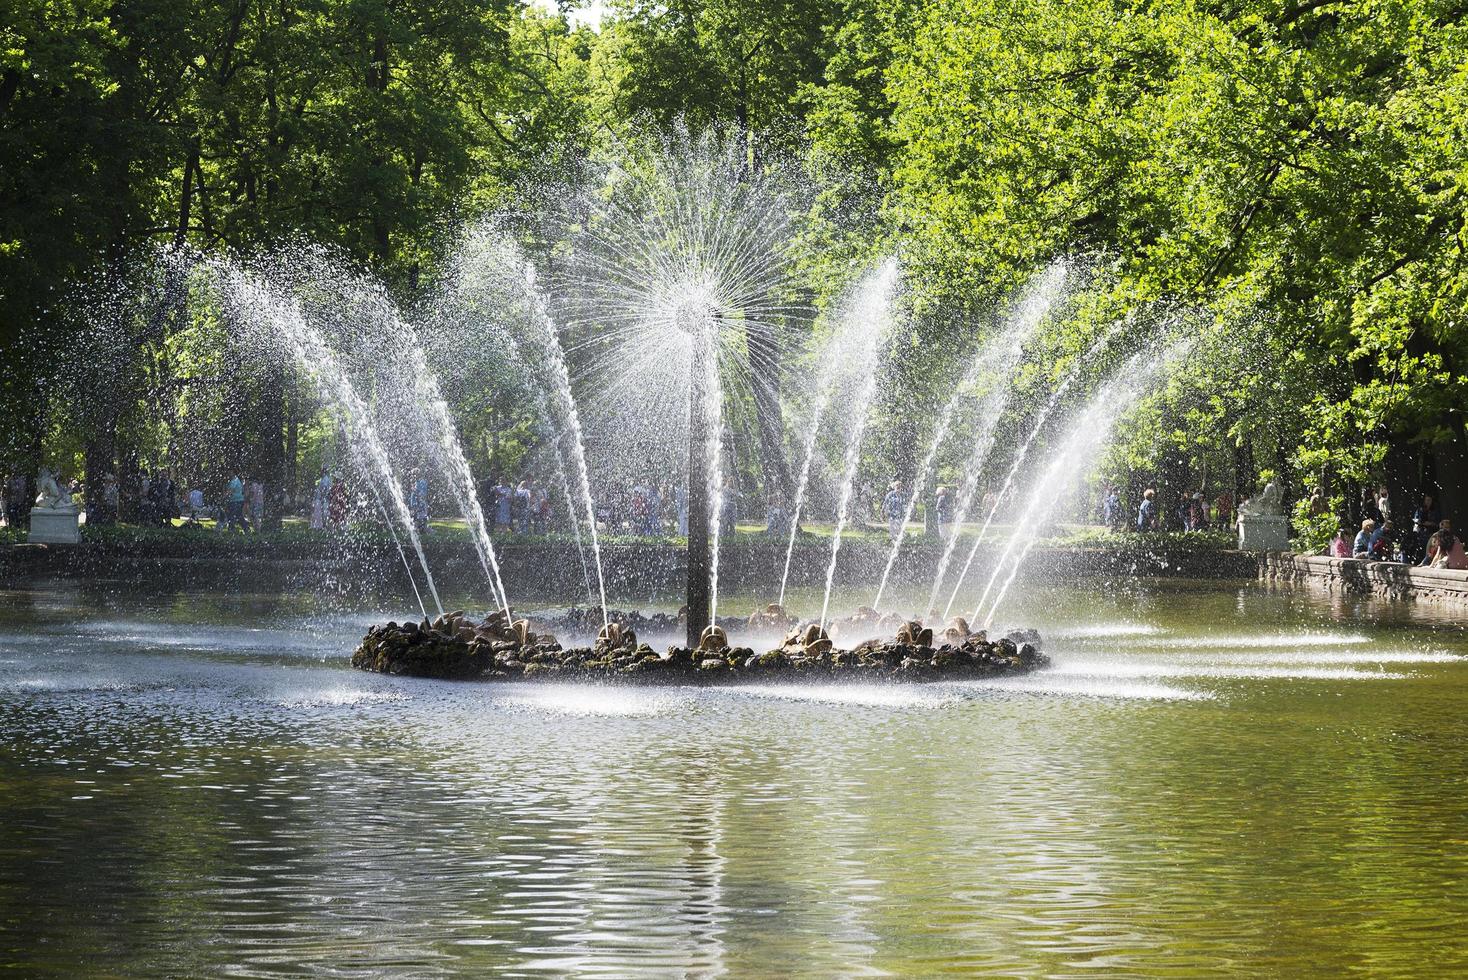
[176,143,198,246]
[285,381,299,511]
[262,368,287,530]
[83,425,117,526]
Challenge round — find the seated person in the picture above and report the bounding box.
[1369,519,1396,560]
[1330,528,1352,558]
[1353,519,1376,559]
[1423,520,1468,569]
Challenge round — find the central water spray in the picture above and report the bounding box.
[550,125,809,644]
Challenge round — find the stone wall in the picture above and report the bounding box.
[1259,552,1468,606]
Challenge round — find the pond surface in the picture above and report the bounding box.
[2,575,1467,976]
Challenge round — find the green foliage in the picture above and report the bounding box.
[1292,494,1344,555]
[1052,527,1236,553]
[879,0,1468,502]
[6,0,1468,530]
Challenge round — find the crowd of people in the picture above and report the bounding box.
[0,467,278,533]
[10,459,1467,571]
[1094,486,1237,533]
[481,476,556,535]
[1330,488,1467,568]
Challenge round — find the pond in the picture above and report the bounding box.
[2,575,1467,975]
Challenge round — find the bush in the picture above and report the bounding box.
[1290,495,1342,554]
[1053,526,1235,551]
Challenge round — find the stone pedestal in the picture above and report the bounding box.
[29,507,80,545]
[1237,514,1290,551]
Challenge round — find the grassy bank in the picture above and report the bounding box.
[1,517,1240,556]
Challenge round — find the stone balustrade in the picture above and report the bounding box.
[1260,552,1468,606]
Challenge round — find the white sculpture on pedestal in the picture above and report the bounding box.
[1237,480,1290,551]
[1238,480,1283,517]
[29,467,81,544]
[35,468,75,511]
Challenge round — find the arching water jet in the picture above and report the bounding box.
[873,260,1069,610]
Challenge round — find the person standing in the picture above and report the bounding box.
[408,470,429,534]
[102,473,120,524]
[936,485,954,539]
[187,485,205,524]
[327,473,347,527]
[1411,493,1441,564]
[531,480,551,534]
[248,478,265,531]
[1214,489,1234,527]
[511,479,531,534]
[645,483,662,536]
[225,472,246,532]
[765,493,788,537]
[1137,488,1157,531]
[629,484,648,535]
[1361,487,1382,525]
[719,476,739,536]
[1101,486,1120,529]
[494,478,513,531]
[311,469,331,529]
[1189,492,1208,531]
[883,481,905,542]
[10,472,27,526]
[139,471,153,524]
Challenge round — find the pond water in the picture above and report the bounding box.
[2,575,1467,976]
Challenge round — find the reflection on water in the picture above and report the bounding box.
[3,577,1468,975]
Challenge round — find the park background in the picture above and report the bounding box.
[3,0,1466,547]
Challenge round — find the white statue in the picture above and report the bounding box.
[1238,480,1283,518]
[34,467,75,511]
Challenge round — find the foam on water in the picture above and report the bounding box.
[733,684,953,709]
[955,674,1217,701]
[71,622,342,655]
[499,686,692,717]
[1046,623,1167,639]
[277,689,410,708]
[1206,649,1462,665]
[6,677,143,693]
[1046,658,1409,681]
[1134,632,1373,649]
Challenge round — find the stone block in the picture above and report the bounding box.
[28,508,80,545]
[1237,514,1290,551]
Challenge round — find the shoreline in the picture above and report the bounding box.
[1260,552,1468,607]
[1,536,1259,593]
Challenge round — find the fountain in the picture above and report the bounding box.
[935,318,1125,619]
[110,131,1208,686]
[818,260,899,629]
[971,341,1193,627]
[865,259,1071,612]
[204,252,447,616]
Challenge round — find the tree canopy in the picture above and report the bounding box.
[3,0,1466,529]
